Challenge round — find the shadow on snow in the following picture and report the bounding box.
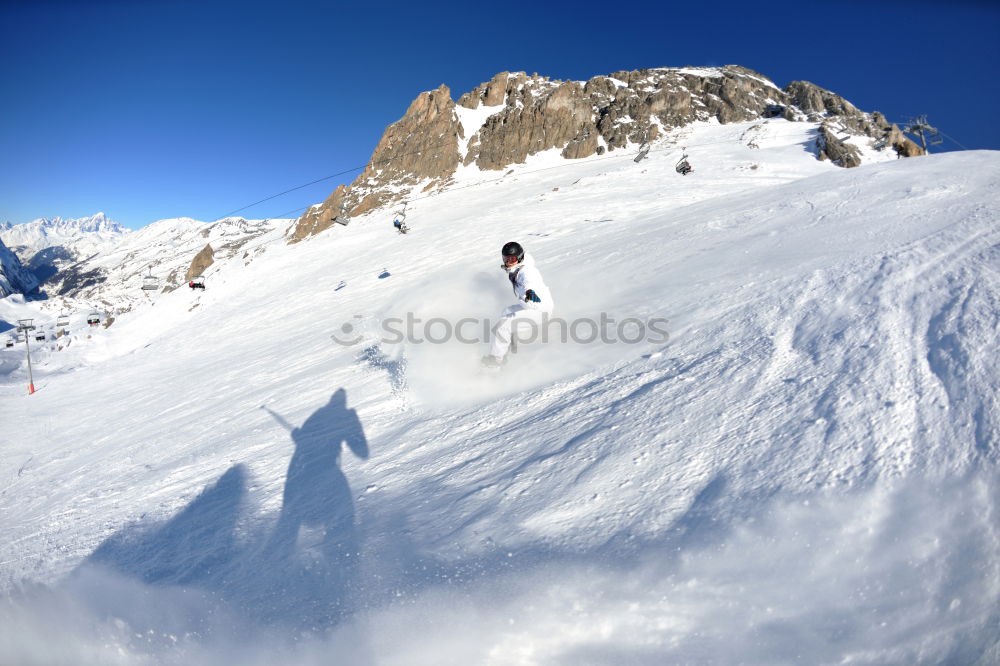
[71,388,369,638]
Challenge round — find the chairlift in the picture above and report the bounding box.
[634,128,651,163]
[141,267,160,291]
[392,201,410,234]
[57,312,70,327]
[675,151,693,176]
[332,203,351,227]
[4,338,14,348]
[189,275,206,290]
[87,312,101,327]
[35,331,46,342]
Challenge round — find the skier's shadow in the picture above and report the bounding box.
[259,388,370,624]
[84,464,247,589]
[77,389,371,633]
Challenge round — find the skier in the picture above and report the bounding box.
[482,241,553,368]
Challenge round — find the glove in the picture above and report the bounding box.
[525,289,541,303]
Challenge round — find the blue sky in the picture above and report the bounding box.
[2,0,997,230]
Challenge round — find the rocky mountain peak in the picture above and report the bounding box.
[290,85,464,243]
[288,65,925,242]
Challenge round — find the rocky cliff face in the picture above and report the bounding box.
[185,243,215,283]
[0,237,39,297]
[291,85,464,242]
[289,65,924,241]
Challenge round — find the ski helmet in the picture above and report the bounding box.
[501,241,524,264]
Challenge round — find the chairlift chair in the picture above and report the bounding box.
[87,312,101,327]
[675,151,693,176]
[332,203,350,226]
[189,275,206,290]
[35,331,46,342]
[634,142,651,163]
[57,313,70,327]
[634,128,652,163]
[4,338,14,348]
[142,269,160,291]
[392,201,410,234]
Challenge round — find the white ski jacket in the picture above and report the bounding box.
[505,253,553,312]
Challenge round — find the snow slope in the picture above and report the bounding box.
[1,120,998,665]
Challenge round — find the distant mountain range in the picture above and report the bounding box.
[0,213,128,298]
[0,213,281,310]
[0,213,127,258]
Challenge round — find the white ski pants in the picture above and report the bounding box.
[489,304,552,358]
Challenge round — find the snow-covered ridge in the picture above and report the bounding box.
[0,212,127,251]
[0,213,130,291]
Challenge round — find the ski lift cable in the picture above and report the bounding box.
[217,166,368,219]
[935,130,969,151]
[218,116,658,220]
[265,128,827,218]
[217,129,489,220]
[258,115,818,221]
[260,127,862,220]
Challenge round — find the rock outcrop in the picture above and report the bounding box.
[185,243,215,282]
[289,65,921,241]
[880,120,925,157]
[817,125,864,168]
[291,85,463,243]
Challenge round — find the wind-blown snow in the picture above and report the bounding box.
[1,121,998,664]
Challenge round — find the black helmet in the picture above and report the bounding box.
[501,241,524,263]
